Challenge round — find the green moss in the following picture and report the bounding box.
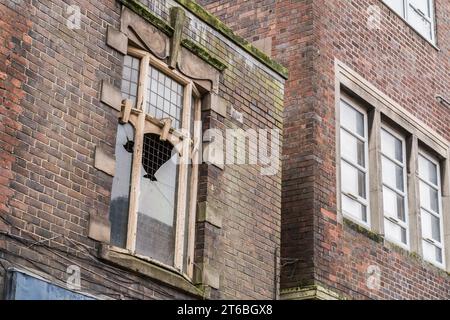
[119,0,174,36]
[386,241,420,261]
[354,228,450,279]
[119,0,288,78]
[174,0,288,79]
[181,39,227,71]
[343,218,384,243]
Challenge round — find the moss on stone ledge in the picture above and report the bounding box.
[174,0,288,79]
[343,218,384,244]
[181,39,227,71]
[344,220,450,278]
[119,0,288,78]
[387,242,450,278]
[119,0,174,36]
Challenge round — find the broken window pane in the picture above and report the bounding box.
[109,123,135,248]
[135,133,179,266]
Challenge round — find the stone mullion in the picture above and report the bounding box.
[126,54,150,252]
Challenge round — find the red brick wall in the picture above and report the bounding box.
[200,0,321,291]
[0,0,285,300]
[0,1,31,298]
[200,0,450,299]
[0,0,193,299]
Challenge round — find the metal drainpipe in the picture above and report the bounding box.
[273,246,280,300]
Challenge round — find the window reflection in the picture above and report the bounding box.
[135,134,179,266]
[109,123,135,248]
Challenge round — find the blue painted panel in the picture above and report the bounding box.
[7,271,95,300]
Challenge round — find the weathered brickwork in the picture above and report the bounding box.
[201,0,450,299]
[0,0,31,299]
[0,0,285,300]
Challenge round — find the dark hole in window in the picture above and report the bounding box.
[142,133,175,181]
[123,139,134,153]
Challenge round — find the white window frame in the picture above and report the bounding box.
[339,96,371,228]
[335,60,450,272]
[113,46,201,279]
[383,0,436,43]
[418,150,445,268]
[380,125,410,249]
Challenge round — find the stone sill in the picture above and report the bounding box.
[98,244,205,298]
[281,285,345,300]
[344,218,450,276]
[343,218,384,244]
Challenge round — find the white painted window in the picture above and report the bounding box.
[381,127,409,247]
[418,152,445,267]
[383,0,435,42]
[340,99,370,226]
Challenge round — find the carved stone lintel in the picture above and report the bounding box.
[120,7,221,95]
[177,47,220,94]
[121,7,169,59]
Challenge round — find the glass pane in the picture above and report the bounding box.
[383,187,406,222]
[109,123,135,248]
[436,247,443,264]
[341,161,366,198]
[340,101,365,137]
[420,181,439,214]
[384,218,407,245]
[407,5,433,40]
[421,209,441,242]
[409,0,431,17]
[423,240,442,264]
[135,134,179,266]
[382,157,404,191]
[418,155,438,185]
[341,129,365,166]
[342,194,367,223]
[384,0,405,17]
[381,129,403,162]
[121,55,140,108]
[146,66,184,129]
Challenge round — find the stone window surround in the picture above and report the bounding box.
[117,46,201,279]
[97,46,211,297]
[335,59,450,271]
[91,4,230,297]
